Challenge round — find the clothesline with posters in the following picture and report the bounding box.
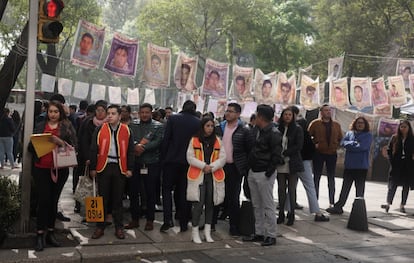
[35,19,414,117]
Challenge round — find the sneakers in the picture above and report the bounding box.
[326,206,343,215]
[242,234,264,242]
[160,221,174,233]
[261,236,276,246]
[315,214,330,222]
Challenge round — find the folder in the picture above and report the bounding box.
[30,133,56,157]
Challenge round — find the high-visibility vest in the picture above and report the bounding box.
[187,137,225,182]
[96,122,130,175]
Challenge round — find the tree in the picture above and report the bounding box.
[309,0,414,78]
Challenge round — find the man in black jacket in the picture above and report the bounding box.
[160,100,201,232]
[244,104,283,246]
[218,103,253,236]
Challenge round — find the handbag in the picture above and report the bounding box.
[50,142,78,183]
[53,142,78,169]
[74,166,95,202]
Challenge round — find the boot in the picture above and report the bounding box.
[191,226,202,244]
[45,230,61,247]
[35,233,44,251]
[277,211,285,224]
[286,211,295,226]
[204,224,214,243]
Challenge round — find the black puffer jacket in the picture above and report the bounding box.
[248,123,284,174]
[278,122,304,174]
[217,120,253,176]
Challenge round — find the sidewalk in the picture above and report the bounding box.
[2,166,414,262]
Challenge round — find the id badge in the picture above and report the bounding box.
[140,164,148,175]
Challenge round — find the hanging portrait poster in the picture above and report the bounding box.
[387,75,406,107]
[275,72,296,105]
[371,77,391,117]
[57,78,73,96]
[108,86,121,104]
[229,65,254,101]
[173,52,198,92]
[409,74,414,99]
[201,58,229,98]
[329,77,349,109]
[396,59,414,90]
[371,77,388,107]
[41,73,56,93]
[350,77,371,110]
[71,20,105,69]
[127,88,140,105]
[142,43,171,88]
[73,81,90,99]
[377,118,399,137]
[326,57,344,82]
[253,69,277,105]
[104,32,139,77]
[299,74,319,110]
[90,84,106,103]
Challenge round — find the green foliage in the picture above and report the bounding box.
[0,176,20,234]
[309,0,414,79]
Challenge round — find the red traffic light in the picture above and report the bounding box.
[43,0,64,18]
[38,0,64,43]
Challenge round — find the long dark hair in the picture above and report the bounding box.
[47,100,67,122]
[197,117,216,144]
[392,120,414,155]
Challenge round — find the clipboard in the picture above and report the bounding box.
[30,133,55,157]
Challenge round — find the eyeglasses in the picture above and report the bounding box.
[225,110,237,113]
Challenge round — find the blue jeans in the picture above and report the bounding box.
[0,136,14,167]
[287,160,321,214]
[313,152,337,205]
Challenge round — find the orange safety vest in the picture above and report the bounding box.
[187,137,225,182]
[96,122,130,175]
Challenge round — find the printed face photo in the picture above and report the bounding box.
[353,86,363,102]
[262,81,272,98]
[180,64,191,86]
[79,34,94,56]
[280,82,292,103]
[235,76,246,95]
[335,87,344,102]
[112,47,128,69]
[151,56,161,72]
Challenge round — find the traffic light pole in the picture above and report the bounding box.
[20,0,38,233]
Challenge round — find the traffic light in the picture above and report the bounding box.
[38,0,64,43]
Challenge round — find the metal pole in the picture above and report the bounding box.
[20,0,38,233]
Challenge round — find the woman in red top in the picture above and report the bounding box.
[29,100,77,251]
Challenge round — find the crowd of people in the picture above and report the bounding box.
[22,94,414,251]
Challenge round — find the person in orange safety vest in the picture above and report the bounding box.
[186,117,226,244]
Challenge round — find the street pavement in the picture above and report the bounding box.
[2,166,414,262]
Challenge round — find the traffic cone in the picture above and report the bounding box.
[347,197,368,231]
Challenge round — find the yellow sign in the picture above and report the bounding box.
[85,196,104,222]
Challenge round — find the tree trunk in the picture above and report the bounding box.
[0,0,8,19]
[0,21,29,111]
